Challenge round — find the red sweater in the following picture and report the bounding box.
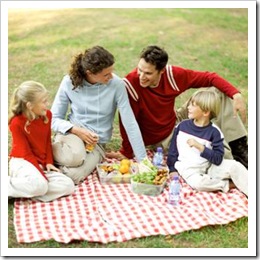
[9,110,54,180]
[119,65,239,159]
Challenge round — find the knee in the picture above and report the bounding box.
[186,176,206,191]
[59,177,75,195]
[190,180,204,191]
[28,177,48,196]
[52,135,86,167]
[60,160,94,185]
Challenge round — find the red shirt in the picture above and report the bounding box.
[9,110,54,180]
[119,65,239,158]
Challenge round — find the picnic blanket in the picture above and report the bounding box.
[13,153,248,244]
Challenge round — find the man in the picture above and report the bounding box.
[108,45,248,168]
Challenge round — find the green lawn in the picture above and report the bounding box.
[7,7,250,250]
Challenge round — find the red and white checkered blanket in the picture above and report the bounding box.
[14,156,248,244]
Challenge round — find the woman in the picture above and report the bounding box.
[51,46,147,184]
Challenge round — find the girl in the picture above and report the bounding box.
[8,81,74,202]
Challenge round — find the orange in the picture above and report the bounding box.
[119,164,129,174]
[120,159,131,167]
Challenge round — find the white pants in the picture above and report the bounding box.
[52,133,105,184]
[8,158,75,202]
[175,159,248,196]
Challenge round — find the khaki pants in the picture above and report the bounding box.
[8,158,75,202]
[52,133,105,184]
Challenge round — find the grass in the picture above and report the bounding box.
[7,8,248,249]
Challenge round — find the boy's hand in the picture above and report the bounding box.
[169,171,179,178]
[187,138,205,152]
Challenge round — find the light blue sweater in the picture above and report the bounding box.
[51,74,146,162]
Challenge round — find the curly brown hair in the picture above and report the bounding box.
[69,46,115,89]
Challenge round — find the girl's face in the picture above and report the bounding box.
[31,93,49,117]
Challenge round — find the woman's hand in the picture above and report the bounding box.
[70,126,99,145]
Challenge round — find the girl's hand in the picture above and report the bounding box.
[46,164,61,173]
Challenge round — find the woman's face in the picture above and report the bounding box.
[86,65,114,85]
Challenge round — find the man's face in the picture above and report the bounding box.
[137,58,164,88]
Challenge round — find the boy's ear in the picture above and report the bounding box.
[203,110,211,117]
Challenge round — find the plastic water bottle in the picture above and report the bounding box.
[168,175,181,206]
[152,147,164,167]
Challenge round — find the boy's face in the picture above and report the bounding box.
[187,101,206,120]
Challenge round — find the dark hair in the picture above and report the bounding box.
[139,45,168,71]
[69,46,115,89]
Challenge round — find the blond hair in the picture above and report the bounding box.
[190,89,220,119]
[8,81,49,133]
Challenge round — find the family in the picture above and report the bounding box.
[8,45,248,202]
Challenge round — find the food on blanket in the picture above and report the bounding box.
[153,168,168,185]
[100,165,115,174]
[122,173,131,183]
[96,163,135,184]
[138,157,158,174]
[118,159,131,174]
[131,167,168,196]
[112,175,121,183]
[119,164,129,174]
[120,159,131,167]
[132,168,168,185]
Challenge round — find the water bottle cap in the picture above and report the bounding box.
[157,147,163,153]
[173,175,179,180]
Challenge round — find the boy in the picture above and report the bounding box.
[167,89,248,196]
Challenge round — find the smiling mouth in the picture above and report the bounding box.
[140,80,148,85]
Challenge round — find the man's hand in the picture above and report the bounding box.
[232,93,247,124]
[105,151,127,160]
